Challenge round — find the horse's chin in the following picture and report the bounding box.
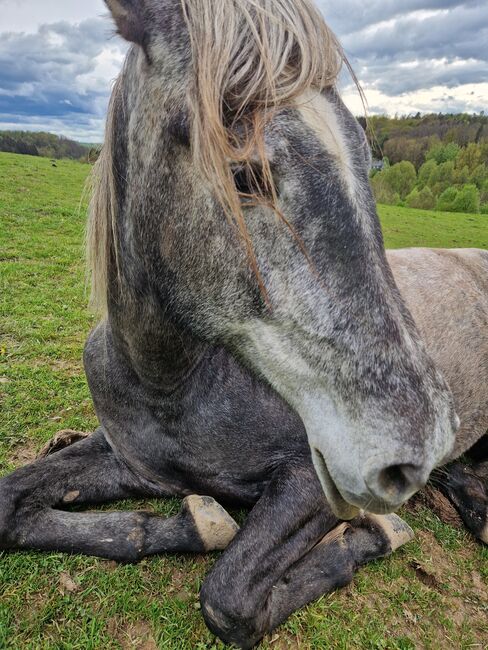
[312,449,361,521]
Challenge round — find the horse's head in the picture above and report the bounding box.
[95,0,458,518]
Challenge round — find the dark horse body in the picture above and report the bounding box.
[1,1,487,647]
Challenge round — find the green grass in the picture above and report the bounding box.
[1,152,487,649]
[380,203,488,250]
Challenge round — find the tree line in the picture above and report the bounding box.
[0,131,95,161]
[360,112,488,168]
[371,142,488,214]
[364,113,488,215]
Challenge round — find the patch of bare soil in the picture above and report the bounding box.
[48,358,83,376]
[167,567,187,592]
[165,567,194,603]
[7,430,91,469]
[58,571,81,596]
[107,620,158,650]
[264,631,301,649]
[415,529,487,599]
[409,560,441,590]
[9,440,38,467]
[349,529,486,648]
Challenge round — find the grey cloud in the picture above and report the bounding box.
[0,15,125,140]
[360,59,488,96]
[318,0,484,38]
[0,19,108,89]
[325,1,488,98]
[341,3,488,61]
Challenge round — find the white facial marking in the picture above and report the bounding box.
[297,91,360,206]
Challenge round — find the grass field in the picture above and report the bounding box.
[1,152,487,649]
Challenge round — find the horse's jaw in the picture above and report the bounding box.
[311,447,360,520]
[232,320,457,518]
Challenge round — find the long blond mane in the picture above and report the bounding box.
[86,75,122,315]
[88,0,344,313]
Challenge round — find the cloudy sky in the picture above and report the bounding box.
[1,0,487,142]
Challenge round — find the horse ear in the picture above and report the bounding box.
[105,0,145,45]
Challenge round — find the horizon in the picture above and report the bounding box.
[1,1,487,141]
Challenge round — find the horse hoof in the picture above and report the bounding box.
[182,495,240,551]
[38,430,91,458]
[365,513,415,552]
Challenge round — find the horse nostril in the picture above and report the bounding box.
[376,464,426,501]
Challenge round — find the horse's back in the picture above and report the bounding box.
[388,248,488,459]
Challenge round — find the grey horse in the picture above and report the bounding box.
[0,1,486,648]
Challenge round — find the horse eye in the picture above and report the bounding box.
[232,165,254,196]
[232,163,276,200]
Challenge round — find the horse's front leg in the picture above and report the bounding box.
[200,459,413,649]
[0,428,238,561]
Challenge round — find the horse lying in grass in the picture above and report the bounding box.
[1,1,486,648]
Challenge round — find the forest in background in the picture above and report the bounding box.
[360,112,488,167]
[370,140,488,214]
[0,131,95,161]
[3,112,487,162]
[359,113,488,214]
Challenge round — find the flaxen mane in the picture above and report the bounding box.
[86,75,123,315]
[87,0,344,313]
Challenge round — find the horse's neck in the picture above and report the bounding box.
[106,75,207,391]
[108,290,206,393]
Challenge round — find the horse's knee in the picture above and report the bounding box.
[200,579,267,649]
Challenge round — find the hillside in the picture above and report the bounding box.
[0,131,97,161]
[359,113,488,168]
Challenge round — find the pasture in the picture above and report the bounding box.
[0,152,487,649]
